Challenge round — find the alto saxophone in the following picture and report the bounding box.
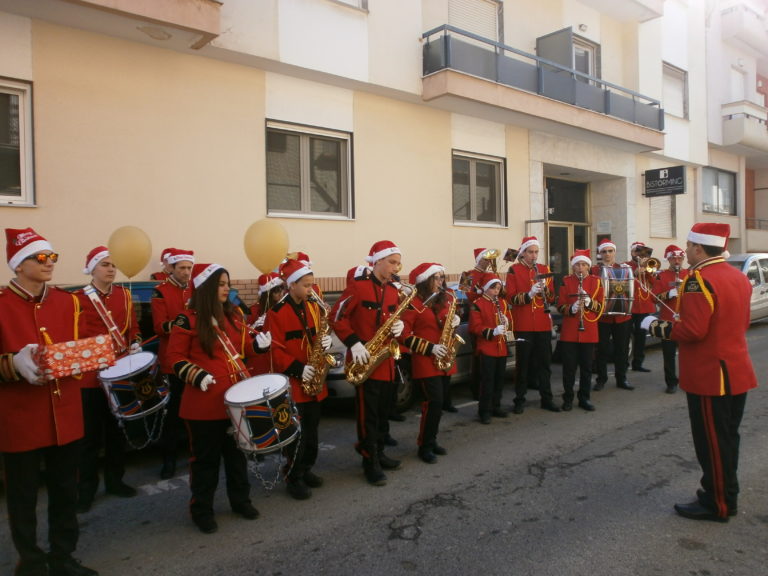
[344,280,417,386]
[434,290,465,372]
[303,289,338,396]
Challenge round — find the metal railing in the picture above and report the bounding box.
[747,218,768,230]
[422,25,664,131]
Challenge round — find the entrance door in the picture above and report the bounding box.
[545,178,590,289]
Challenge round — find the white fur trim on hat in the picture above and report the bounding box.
[688,230,727,248]
[167,252,195,265]
[193,263,223,289]
[83,249,110,275]
[598,241,617,252]
[519,238,540,253]
[8,240,54,271]
[366,246,401,264]
[285,264,313,286]
[414,264,445,285]
[570,255,592,267]
[259,276,283,295]
[482,277,501,292]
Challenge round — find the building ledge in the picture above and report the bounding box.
[722,100,768,155]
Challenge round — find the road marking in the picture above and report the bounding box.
[139,475,189,496]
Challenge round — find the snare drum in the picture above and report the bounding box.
[98,352,170,421]
[600,265,635,316]
[224,374,300,455]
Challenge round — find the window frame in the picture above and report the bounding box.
[265,120,353,220]
[662,62,689,119]
[573,35,601,82]
[451,150,507,227]
[702,167,737,216]
[0,77,35,206]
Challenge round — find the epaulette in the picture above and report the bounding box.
[152,287,164,299]
[271,298,287,313]
[471,302,481,312]
[173,313,192,330]
[683,275,703,294]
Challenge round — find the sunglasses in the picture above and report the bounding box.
[26,252,59,264]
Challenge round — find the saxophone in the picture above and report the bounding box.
[344,279,416,386]
[303,289,338,396]
[434,290,465,372]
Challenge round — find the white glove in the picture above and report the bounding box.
[640,315,658,332]
[350,342,370,365]
[199,374,216,392]
[252,314,266,329]
[451,314,460,328]
[129,342,142,355]
[571,302,581,314]
[432,344,448,359]
[492,325,506,336]
[321,335,333,351]
[391,319,404,338]
[255,331,272,350]
[668,288,678,299]
[528,283,543,299]
[13,344,42,385]
[582,295,591,307]
[302,365,316,383]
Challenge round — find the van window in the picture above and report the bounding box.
[746,261,760,286]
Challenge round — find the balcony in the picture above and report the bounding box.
[422,26,664,152]
[577,0,663,23]
[721,100,768,155]
[721,2,768,56]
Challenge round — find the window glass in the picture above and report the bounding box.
[0,80,33,205]
[452,153,505,226]
[702,167,736,216]
[663,62,688,119]
[452,157,471,221]
[309,137,342,213]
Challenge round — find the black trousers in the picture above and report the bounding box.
[662,339,679,387]
[596,321,630,385]
[686,392,747,518]
[185,419,251,521]
[441,375,454,409]
[78,387,126,499]
[630,313,649,369]
[3,441,80,572]
[417,376,445,450]
[560,341,594,403]
[477,355,506,417]
[514,331,553,404]
[285,400,322,482]
[355,377,394,459]
[159,374,185,459]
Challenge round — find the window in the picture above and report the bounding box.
[573,36,600,82]
[663,62,688,119]
[702,167,736,216]
[650,195,676,238]
[266,122,352,218]
[449,0,501,42]
[452,152,505,225]
[0,79,34,205]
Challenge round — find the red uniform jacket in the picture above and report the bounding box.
[0,283,85,452]
[461,268,486,303]
[245,301,273,376]
[75,283,141,389]
[652,268,689,322]
[469,295,512,358]
[591,264,632,324]
[556,274,604,343]
[265,296,329,403]
[670,257,757,397]
[151,278,193,374]
[401,294,458,380]
[330,275,401,382]
[506,262,554,332]
[627,261,657,314]
[167,310,257,420]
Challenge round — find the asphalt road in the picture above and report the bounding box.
[2,323,767,575]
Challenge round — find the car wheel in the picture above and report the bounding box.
[394,357,414,412]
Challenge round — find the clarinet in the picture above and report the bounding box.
[576,273,586,332]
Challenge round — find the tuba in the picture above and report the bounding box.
[303,289,338,396]
[434,290,465,372]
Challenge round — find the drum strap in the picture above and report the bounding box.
[215,323,250,382]
[84,284,127,353]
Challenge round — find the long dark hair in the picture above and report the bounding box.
[190,267,233,357]
[416,275,446,308]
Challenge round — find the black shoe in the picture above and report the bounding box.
[432,444,447,456]
[287,480,312,500]
[384,434,398,447]
[479,413,491,424]
[674,500,729,523]
[193,516,218,534]
[303,470,324,488]
[512,404,524,415]
[389,412,406,422]
[491,407,509,418]
[593,381,605,391]
[363,462,387,486]
[160,458,176,480]
[76,494,93,514]
[48,556,99,576]
[378,453,402,470]
[232,502,260,519]
[562,401,573,412]
[617,381,635,390]
[418,450,437,464]
[632,366,651,372]
[696,489,737,516]
[442,404,458,413]
[541,401,561,413]
[665,384,678,394]
[578,400,596,412]
[105,481,137,498]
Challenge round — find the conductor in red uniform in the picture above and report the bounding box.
[0,228,98,576]
[626,241,656,373]
[645,223,757,522]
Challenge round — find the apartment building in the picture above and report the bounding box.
[0,0,765,292]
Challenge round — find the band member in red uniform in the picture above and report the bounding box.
[626,241,656,373]
[152,248,195,479]
[469,272,513,425]
[402,263,461,463]
[461,248,495,303]
[506,236,559,414]
[592,239,634,391]
[556,250,604,411]
[265,258,333,500]
[652,245,688,394]
[150,247,174,282]
[245,272,285,376]
[330,240,405,486]
[644,223,757,522]
[167,263,271,534]
[74,247,142,513]
[0,228,99,576]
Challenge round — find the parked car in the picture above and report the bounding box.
[324,284,516,411]
[726,253,768,322]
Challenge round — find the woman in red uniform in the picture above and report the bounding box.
[246,271,286,376]
[556,249,604,411]
[401,263,460,463]
[167,263,271,534]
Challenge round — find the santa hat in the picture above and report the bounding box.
[664,244,685,260]
[258,272,283,296]
[480,272,501,293]
[160,247,175,263]
[688,222,730,250]
[409,262,445,285]
[192,263,223,289]
[279,258,313,285]
[166,248,195,265]
[519,236,540,253]
[6,227,53,271]
[365,240,400,264]
[597,239,617,253]
[630,241,646,252]
[83,246,110,274]
[474,248,489,265]
[286,251,312,266]
[570,249,592,267]
[346,265,371,285]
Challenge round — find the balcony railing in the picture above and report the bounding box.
[747,218,768,230]
[422,25,664,131]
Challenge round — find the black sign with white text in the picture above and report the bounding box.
[644,166,685,197]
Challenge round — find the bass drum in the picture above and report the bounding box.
[600,265,634,316]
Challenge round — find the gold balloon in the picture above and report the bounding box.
[108,226,152,278]
[244,220,289,273]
